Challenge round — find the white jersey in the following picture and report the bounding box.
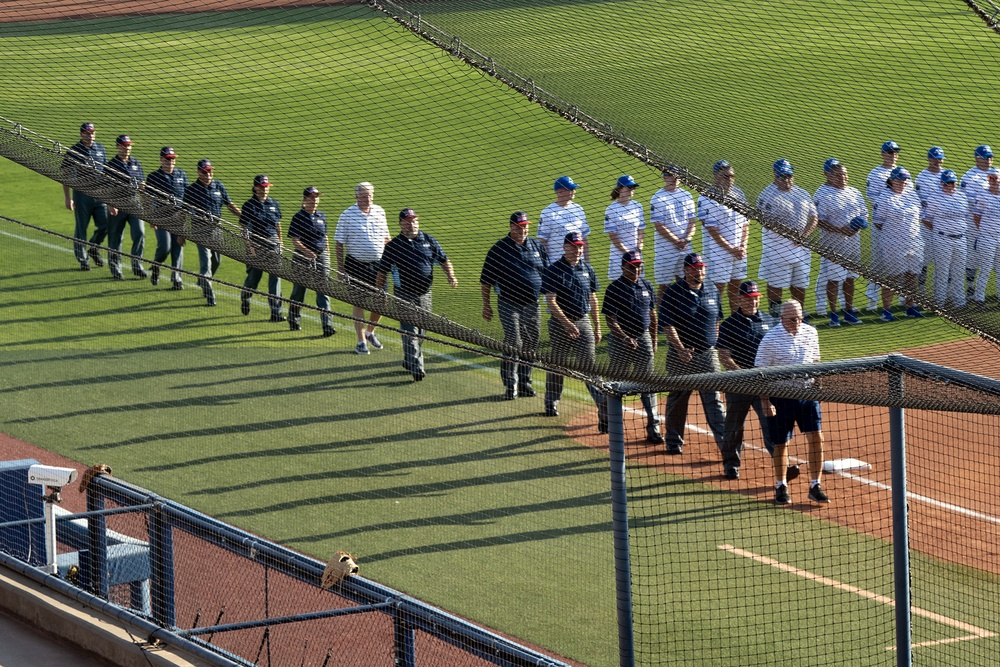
[974,190,1000,237]
[334,203,389,262]
[874,189,923,255]
[650,186,695,258]
[914,169,944,206]
[756,183,816,264]
[815,184,866,261]
[960,167,990,195]
[604,199,646,279]
[698,185,748,253]
[866,165,913,202]
[537,201,589,261]
[923,190,972,237]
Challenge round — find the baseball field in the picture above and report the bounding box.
[2,1,1000,665]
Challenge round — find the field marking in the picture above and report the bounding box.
[718,544,995,650]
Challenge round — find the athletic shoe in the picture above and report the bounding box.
[171,280,183,291]
[905,306,924,318]
[206,296,216,307]
[322,326,336,338]
[646,428,665,445]
[133,265,148,279]
[880,309,897,322]
[544,404,559,417]
[110,271,123,281]
[365,331,383,350]
[355,341,370,355]
[412,371,425,382]
[775,484,791,505]
[842,310,862,325]
[503,387,517,401]
[666,446,683,455]
[786,465,800,482]
[724,467,739,480]
[828,311,840,328]
[150,265,159,285]
[79,261,90,271]
[88,247,104,267]
[289,321,302,331]
[240,299,250,316]
[517,384,536,398]
[808,484,830,503]
[270,313,286,323]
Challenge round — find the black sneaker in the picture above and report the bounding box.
[666,446,683,455]
[808,484,830,504]
[775,484,791,505]
[111,271,123,281]
[206,296,216,307]
[786,465,800,482]
[502,387,517,401]
[412,371,426,382]
[724,467,739,480]
[133,265,148,278]
[322,326,336,338]
[270,313,286,323]
[240,299,250,316]
[171,280,183,290]
[88,247,104,267]
[646,428,665,445]
[289,321,302,331]
[544,404,558,417]
[517,385,536,398]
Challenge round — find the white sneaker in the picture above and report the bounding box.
[365,331,383,350]
[355,341,370,355]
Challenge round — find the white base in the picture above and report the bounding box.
[823,458,872,473]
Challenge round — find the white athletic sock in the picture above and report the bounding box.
[776,481,786,489]
[810,479,820,488]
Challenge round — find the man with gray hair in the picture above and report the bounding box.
[335,181,391,355]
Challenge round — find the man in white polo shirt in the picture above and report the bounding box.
[335,181,391,355]
[756,300,828,506]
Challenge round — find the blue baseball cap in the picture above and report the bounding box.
[773,159,793,176]
[889,167,911,181]
[554,175,579,191]
[881,141,901,153]
[621,251,643,265]
[940,169,958,184]
[712,160,731,173]
[823,158,841,172]
[616,174,638,189]
[927,146,945,159]
[509,211,529,225]
[975,144,994,159]
[683,252,706,267]
[564,231,586,245]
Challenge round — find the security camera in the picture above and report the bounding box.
[27,465,79,488]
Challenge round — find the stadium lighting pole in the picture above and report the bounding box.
[889,370,912,666]
[605,391,635,667]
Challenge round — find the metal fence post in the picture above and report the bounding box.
[84,483,109,598]
[606,392,635,667]
[889,370,912,666]
[149,502,176,627]
[393,608,416,667]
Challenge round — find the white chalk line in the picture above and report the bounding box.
[718,544,995,650]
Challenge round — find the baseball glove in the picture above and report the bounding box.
[321,551,359,589]
[78,463,112,493]
[849,215,869,231]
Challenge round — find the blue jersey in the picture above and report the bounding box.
[288,208,329,254]
[145,168,188,207]
[184,178,232,218]
[380,231,448,297]
[480,235,549,305]
[542,257,598,321]
[61,140,107,178]
[241,196,282,240]
[105,155,144,187]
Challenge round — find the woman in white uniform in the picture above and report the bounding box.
[604,174,645,281]
[873,167,924,321]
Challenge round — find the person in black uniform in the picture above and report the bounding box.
[480,211,549,400]
[542,232,606,429]
[376,208,458,381]
[602,251,663,443]
[61,122,109,270]
[287,186,334,337]
[240,174,284,321]
[104,134,147,280]
[659,253,726,454]
[144,146,188,290]
[182,159,241,306]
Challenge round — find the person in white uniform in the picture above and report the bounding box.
[699,160,750,314]
[872,167,924,320]
[537,175,590,262]
[814,159,867,327]
[865,141,905,310]
[961,145,994,295]
[651,167,696,304]
[604,174,645,281]
[923,170,972,307]
[914,146,946,293]
[971,168,1000,303]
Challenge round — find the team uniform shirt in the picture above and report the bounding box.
[651,187,696,274]
[542,258,599,321]
[602,276,656,337]
[814,184,866,262]
[717,308,770,370]
[537,202,589,262]
[480,235,548,305]
[961,167,990,198]
[287,209,329,255]
[334,203,389,262]
[755,320,820,389]
[61,141,108,182]
[923,191,971,237]
[183,179,232,219]
[379,231,447,298]
[756,183,816,264]
[145,168,188,208]
[240,196,282,241]
[915,169,944,206]
[658,278,722,352]
[699,185,749,257]
[105,155,144,189]
[974,190,1000,239]
[603,199,646,280]
[874,189,924,267]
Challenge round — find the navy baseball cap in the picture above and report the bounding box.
[253,174,272,187]
[616,174,638,189]
[881,140,901,153]
[976,144,994,159]
[739,280,761,297]
[927,146,945,159]
[823,158,841,172]
[509,211,529,225]
[773,159,793,176]
[398,207,417,220]
[80,122,95,133]
[889,167,911,181]
[712,160,731,173]
[160,146,177,158]
[115,134,132,146]
[564,232,586,246]
[683,252,706,267]
[621,251,643,265]
[197,159,213,172]
[303,186,322,198]
[554,176,579,191]
[940,169,958,184]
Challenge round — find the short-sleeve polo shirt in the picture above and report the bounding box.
[380,231,447,298]
[480,235,549,306]
[658,278,722,351]
[288,209,329,254]
[602,275,656,337]
[542,257,598,321]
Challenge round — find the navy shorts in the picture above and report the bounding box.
[767,398,821,445]
[344,254,380,286]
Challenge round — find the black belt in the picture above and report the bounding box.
[937,231,964,239]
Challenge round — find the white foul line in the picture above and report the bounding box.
[718,544,995,650]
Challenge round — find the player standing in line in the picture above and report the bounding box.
[756,300,828,506]
[923,170,972,308]
[104,134,146,280]
[602,251,663,444]
[604,175,645,281]
[972,169,1000,304]
[699,160,749,314]
[335,182,391,355]
[814,159,866,327]
[914,147,946,294]
[287,187,335,336]
[144,146,188,290]
[182,159,241,306]
[756,160,818,318]
[961,145,994,296]
[651,167,697,307]
[872,167,924,320]
[864,141,904,311]
[481,212,549,401]
[376,208,458,382]
[239,174,285,321]
[542,232,606,430]
[537,176,589,263]
[61,122,109,271]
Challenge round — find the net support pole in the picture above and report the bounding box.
[888,370,912,666]
[605,392,634,667]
